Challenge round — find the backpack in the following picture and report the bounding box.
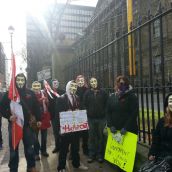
[138,158,172,172]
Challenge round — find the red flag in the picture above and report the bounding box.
[44,80,60,98]
[8,54,24,150]
[8,54,19,101]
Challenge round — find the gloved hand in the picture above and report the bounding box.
[120,128,126,135]
[110,126,117,134]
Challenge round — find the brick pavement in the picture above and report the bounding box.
[0,118,118,172]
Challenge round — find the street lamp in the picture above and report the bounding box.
[8,25,15,55]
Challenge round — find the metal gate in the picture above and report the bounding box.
[65,8,172,145]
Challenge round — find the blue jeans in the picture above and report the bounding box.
[8,123,36,172]
[34,129,48,155]
[88,118,106,159]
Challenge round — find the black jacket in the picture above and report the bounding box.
[84,88,108,119]
[76,87,88,110]
[106,89,138,134]
[48,88,65,119]
[0,89,41,127]
[56,93,80,114]
[55,93,80,130]
[149,118,172,158]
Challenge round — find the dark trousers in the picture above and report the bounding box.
[51,117,60,149]
[0,116,2,145]
[88,118,106,159]
[8,123,35,172]
[58,132,80,170]
[34,129,48,155]
[80,130,88,154]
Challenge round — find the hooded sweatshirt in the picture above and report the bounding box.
[0,74,41,126]
[56,81,80,114]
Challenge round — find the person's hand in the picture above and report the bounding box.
[149,155,155,161]
[37,121,42,128]
[120,128,126,135]
[110,126,117,134]
[9,115,17,122]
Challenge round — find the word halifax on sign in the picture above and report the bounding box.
[59,110,89,134]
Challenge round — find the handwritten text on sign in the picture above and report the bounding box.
[105,128,137,172]
[59,110,89,134]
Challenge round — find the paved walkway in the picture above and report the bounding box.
[0,118,118,172]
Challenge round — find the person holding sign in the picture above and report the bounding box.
[84,77,108,163]
[106,75,138,135]
[56,80,88,172]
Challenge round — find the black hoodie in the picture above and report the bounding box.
[0,74,41,126]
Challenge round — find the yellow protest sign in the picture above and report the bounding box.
[105,128,137,172]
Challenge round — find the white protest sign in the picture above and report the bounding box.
[59,110,89,134]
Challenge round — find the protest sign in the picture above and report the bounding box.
[105,128,137,172]
[59,110,89,134]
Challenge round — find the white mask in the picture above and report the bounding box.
[32,81,41,92]
[69,82,77,95]
[90,78,97,89]
[168,95,172,112]
[77,77,85,87]
[52,80,59,89]
[16,76,25,88]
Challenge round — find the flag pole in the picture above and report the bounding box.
[8,25,16,149]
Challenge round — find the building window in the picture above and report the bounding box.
[153,19,160,38]
[154,55,161,74]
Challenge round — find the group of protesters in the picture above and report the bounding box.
[0,72,172,172]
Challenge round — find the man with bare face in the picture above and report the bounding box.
[48,79,65,153]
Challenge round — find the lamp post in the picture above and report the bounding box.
[7,26,15,89]
[8,25,15,55]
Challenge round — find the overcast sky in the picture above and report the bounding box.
[0,0,98,80]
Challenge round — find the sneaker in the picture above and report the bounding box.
[58,169,66,172]
[52,147,59,153]
[35,155,40,161]
[74,163,88,170]
[97,158,104,163]
[27,167,39,172]
[41,152,49,157]
[87,157,94,163]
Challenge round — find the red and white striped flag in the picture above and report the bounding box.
[43,80,60,98]
[8,54,24,150]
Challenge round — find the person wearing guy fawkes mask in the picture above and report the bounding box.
[48,79,65,153]
[84,77,108,163]
[0,73,41,172]
[75,75,89,156]
[32,81,51,161]
[56,80,88,172]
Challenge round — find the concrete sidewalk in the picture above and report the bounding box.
[0,120,118,172]
[0,145,118,172]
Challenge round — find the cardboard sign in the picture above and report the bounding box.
[105,128,137,172]
[59,110,89,134]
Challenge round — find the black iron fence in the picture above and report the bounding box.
[65,8,172,145]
